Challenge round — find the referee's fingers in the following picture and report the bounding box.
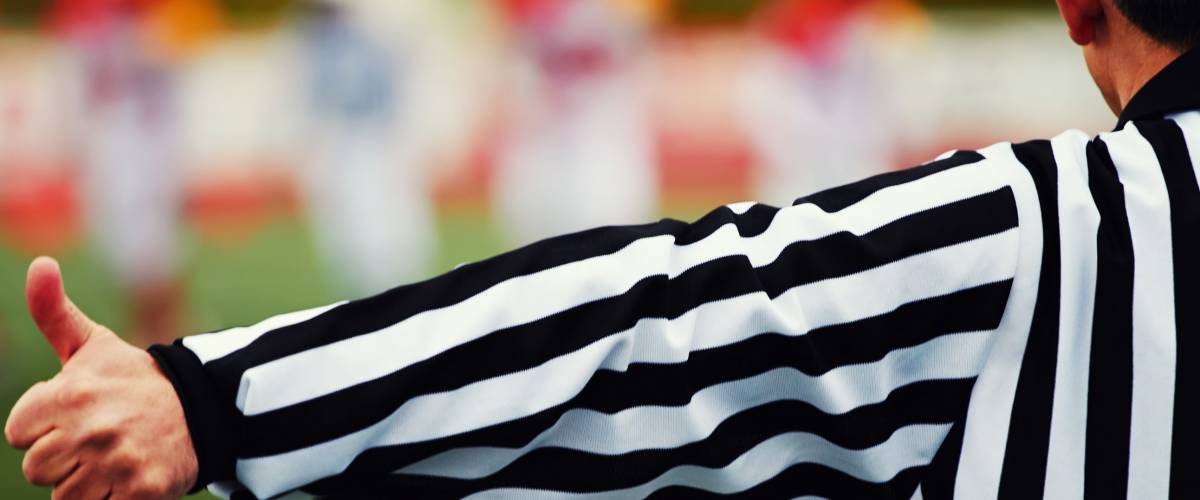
[26,257,96,366]
[5,380,59,450]
[22,429,79,487]
[51,461,110,500]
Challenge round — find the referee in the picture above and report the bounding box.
[6,0,1200,498]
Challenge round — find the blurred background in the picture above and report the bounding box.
[0,0,1113,497]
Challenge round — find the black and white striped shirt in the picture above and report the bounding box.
[149,48,1200,499]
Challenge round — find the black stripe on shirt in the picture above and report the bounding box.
[647,463,926,500]
[236,189,1019,457]
[1082,137,1135,498]
[1136,119,1198,500]
[796,150,986,211]
[322,448,931,500]
[378,380,974,496]
[998,140,1062,499]
[573,282,1011,414]
[200,151,988,392]
[916,411,969,500]
[298,281,1011,495]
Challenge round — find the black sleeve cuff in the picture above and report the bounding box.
[148,342,239,494]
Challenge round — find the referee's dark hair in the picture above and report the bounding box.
[1113,0,1200,50]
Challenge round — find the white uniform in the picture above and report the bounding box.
[303,6,435,297]
[739,17,895,206]
[495,1,656,246]
[78,17,183,288]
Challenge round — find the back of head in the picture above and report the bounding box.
[1113,0,1200,50]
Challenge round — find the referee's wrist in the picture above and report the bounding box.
[149,342,239,494]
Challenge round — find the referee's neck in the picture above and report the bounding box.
[1104,39,1182,116]
[1076,4,1184,116]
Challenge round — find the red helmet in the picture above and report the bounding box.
[759,0,871,53]
[47,0,163,38]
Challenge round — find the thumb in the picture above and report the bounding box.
[26,256,97,365]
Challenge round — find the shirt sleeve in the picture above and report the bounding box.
[149,150,1027,499]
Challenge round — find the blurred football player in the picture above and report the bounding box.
[301,0,436,297]
[50,0,189,345]
[738,0,900,205]
[494,0,658,245]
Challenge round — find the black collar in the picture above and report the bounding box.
[1117,47,1200,129]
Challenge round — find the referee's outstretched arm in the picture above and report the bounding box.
[8,1,1200,499]
[160,146,1028,499]
[9,151,1030,500]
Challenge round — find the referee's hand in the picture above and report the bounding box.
[4,257,197,499]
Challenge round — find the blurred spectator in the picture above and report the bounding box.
[738,0,900,206]
[301,0,435,297]
[493,0,658,246]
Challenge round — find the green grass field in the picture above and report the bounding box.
[0,202,717,499]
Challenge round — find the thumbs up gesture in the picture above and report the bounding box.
[5,257,198,499]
